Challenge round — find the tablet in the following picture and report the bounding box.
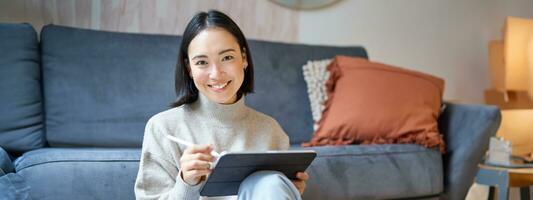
[199,150,317,197]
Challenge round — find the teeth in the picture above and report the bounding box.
[211,82,228,89]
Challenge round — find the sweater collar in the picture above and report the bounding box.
[190,93,248,121]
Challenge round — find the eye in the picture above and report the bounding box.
[195,60,208,66]
[222,55,234,62]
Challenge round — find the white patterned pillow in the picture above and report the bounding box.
[302,59,333,130]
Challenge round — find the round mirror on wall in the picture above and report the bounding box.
[269,0,342,10]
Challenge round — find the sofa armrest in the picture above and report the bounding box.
[0,147,14,175]
[438,103,501,200]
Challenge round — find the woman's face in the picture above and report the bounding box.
[187,28,247,104]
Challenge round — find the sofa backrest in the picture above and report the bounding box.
[0,23,46,153]
[40,24,367,147]
[245,40,368,144]
[41,25,179,147]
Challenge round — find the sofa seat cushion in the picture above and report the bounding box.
[291,144,443,200]
[0,23,45,153]
[14,148,140,200]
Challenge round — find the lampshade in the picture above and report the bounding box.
[497,110,533,157]
[489,40,505,91]
[503,16,533,91]
[529,35,533,99]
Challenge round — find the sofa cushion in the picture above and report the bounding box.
[302,58,332,129]
[0,147,13,175]
[304,56,445,152]
[246,41,367,144]
[14,148,140,199]
[13,145,441,200]
[41,25,180,147]
[291,144,443,200]
[0,23,45,152]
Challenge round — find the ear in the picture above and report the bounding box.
[242,48,248,69]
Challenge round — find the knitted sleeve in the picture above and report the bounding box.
[134,116,203,200]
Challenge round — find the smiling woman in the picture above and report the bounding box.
[171,10,255,107]
[134,10,308,200]
[187,28,248,104]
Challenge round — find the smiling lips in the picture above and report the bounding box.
[208,80,231,92]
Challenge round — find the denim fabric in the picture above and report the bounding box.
[0,173,31,200]
[238,170,301,200]
[0,23,45,153]
[246,40,368,144]
[14,148,140,200]
[290,144,443,200]
[438,103,501,200]
[40,25,180,147]
[0,147,13,175]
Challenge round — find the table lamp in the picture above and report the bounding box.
[486,16,533,160]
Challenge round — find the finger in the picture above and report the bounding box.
[182,152,214,162]
[191,153,215,162]
[179,154,212,171]
[183,160,211,171]
[183,169,212,178]
[181,160,208,171]
[298,181,306,194]
[297,172,309,181]
[184,144,213,154]
[184,144,212,154]
[292,181,305,194]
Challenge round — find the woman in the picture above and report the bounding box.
[134,10,309,200]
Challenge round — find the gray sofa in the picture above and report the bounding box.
[0,23,501,200]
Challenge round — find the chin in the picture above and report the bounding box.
[207,94,236,104]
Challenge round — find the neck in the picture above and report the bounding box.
[189,93,248,121]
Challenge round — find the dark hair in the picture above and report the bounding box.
[171,10,254,107]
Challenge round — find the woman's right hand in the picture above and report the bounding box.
[179,144,215,185]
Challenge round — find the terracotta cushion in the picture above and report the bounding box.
[303,56,445,153]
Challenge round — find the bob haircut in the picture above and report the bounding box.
[171,10,254,107]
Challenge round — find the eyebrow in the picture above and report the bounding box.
[191,48,236,60]
[218,48,235,55]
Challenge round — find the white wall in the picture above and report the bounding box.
[298,0,533,103]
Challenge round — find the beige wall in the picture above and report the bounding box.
[298,0,533,103]
[0,0,298,42]
[2,0,533,103]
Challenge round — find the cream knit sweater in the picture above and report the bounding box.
[134,93,290,200]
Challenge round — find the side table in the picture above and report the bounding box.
[476,164,533,200]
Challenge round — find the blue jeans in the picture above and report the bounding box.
[237,170,302,200]
[0,173,31,200]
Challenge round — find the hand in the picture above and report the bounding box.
[179,144,215,185]
[291,172,309,196]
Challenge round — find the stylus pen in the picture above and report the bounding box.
[165,135,221,157]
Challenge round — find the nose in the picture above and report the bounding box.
[209,62,224,80]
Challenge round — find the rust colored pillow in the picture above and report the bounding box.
[302,56,445,153]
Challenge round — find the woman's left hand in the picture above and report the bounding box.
[291,172,309,196]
